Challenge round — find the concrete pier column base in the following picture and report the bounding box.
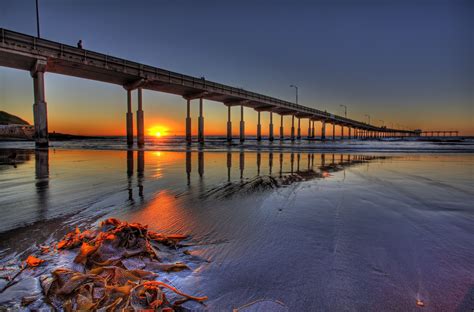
[185,99,191,144]
[240,121,245,142]
[137,110,144,146]
[321,121,326,141]
[280,126,284,140]
[136,88,144,147]
[227,121,232,142]
[198,117,204,143]
[127,112,134,146]
[33,100,48,147]
[269,124,274,141]
[257,124,262,141]
[186,117,191,144]
[31,66,49,147]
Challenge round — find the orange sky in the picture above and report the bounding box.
[1,70,473,137]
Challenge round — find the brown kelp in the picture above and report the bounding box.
[7,218,207,311]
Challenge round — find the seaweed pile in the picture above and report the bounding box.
[1,218,207,311]
[201,172,323,200]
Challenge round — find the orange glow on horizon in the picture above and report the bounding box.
[148,125,169,138]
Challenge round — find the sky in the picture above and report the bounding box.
[0,0,473,136]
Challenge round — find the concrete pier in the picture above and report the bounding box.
[186,99,191,144]
[279,115,284,140]
[31,60,48,147]
[332,123,336,140]
[311,121,315,138]
[257,111,262,141]
[269,112,274,141]
[240,105,245,142]
[198,98,204,143]
[348,127,352,139]
[321,120,326,140]
[297,118,301,139]
[341,126,344,140]
[136,88,144,147]
[291,115,295,141]
[227,105,232,142]
[0,28,419,146]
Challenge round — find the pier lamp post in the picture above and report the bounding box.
[290,85,298,105]
[379,120,384,127]
[340,105,347,118]
[36,0,41,38]
[365,114,371,125]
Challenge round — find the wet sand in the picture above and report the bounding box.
[0,149,473,311]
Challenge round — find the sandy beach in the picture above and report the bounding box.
[0,146,473,311]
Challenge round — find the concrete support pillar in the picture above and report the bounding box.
[269,112,274,141]
[32,68,49,147]
[126,90,134,146]
[136,88,145,147]
[198,98,204,143]
[186,99,191,144]
[279,115,284,140]
[257,111,262,141]
[307,119,311,139]
[341,126,344,140]
[348,127,352,139]
[332,123,336,140]
[311,121,315,138]
[321,120,326,140]
[297,118,301,139]
[227,105,232,142]
[291,115,295,141]
[240,105,245,142]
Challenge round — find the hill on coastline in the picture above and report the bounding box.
[0,111,30,125]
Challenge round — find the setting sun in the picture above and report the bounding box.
[148,125,169,138]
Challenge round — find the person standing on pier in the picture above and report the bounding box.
[77,40,83,49]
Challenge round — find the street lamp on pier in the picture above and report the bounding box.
[365,114,371,125]
[35,0,41,38]
[340,105,347,118]
[289,85,298,105]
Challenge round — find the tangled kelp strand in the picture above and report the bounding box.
[12,218,208,311]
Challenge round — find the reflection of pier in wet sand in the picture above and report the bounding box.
[180,151,386,198]
[0,149,387,217]
[126,150,145,201]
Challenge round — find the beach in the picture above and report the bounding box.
[0,139,473,311]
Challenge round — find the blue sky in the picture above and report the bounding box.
[1,0,472,135]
